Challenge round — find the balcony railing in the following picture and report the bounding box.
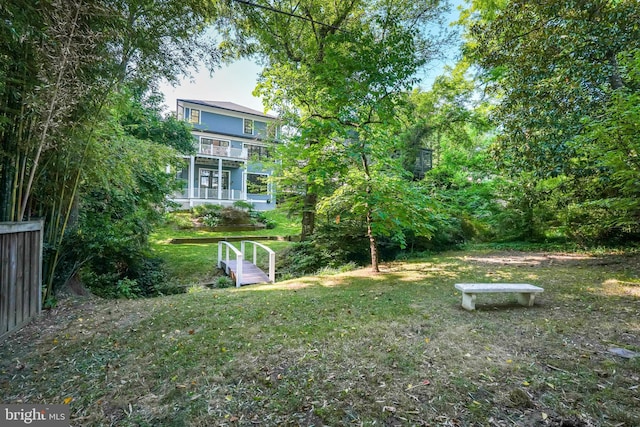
[197,146,247,160]
[173,188,245,200]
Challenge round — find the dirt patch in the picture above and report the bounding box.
[458,250,639,269]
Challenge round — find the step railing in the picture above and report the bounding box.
[241,240,276,283]
[217,240,276,286]
[218,241,243,287]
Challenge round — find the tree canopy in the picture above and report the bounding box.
[214,0,449,269]
[461,0,640,241]
[1,0,218,298]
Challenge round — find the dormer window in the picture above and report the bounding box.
[243,118,254,135]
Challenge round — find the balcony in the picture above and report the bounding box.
[197,145,247,160]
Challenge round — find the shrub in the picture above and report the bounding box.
[131,257,183,296]
[220,206,251,225]
[249,210,276,228]
[116,278,141,299]
[276,241,334,278]
[75,252,175,299]
[213,276,234,288]
[191,203,274,228]
[164,211,193,229]
[192,203,223,217]
[233,200,254,211]
[80,270,122,299]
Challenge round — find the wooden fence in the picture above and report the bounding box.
[1,221,43,340]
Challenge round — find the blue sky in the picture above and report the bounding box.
[159,2,463,115]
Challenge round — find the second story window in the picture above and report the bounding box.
[266,123,279,140]
[246,144,270,160]
[190,109,200,124]
[243,118,254,135]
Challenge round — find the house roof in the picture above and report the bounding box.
[178,100,276,119]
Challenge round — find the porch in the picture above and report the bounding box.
[171,153,275,211]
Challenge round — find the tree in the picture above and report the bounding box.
[215,0,448,240]
[403,64,505,245]
[1,0,218,299]
[57,91,190,298]
[215,0,449,269]
[461,0,640,241]
[317,123,437,270]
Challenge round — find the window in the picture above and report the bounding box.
[266,123,279,139]
[189,109,200,124]
[200,169,215,188]
[243,118,254,134]
[199,169,229,191]
[177,105,184,121]
[247,173,269,195]
[246,144,270,160]
[413,148,433,180]
[175,168,187,180]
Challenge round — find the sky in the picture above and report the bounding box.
[159,59,264,114]
[159,2,463,116]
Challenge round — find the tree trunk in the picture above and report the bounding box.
[366,208,380,272]
[0,145,17,222]
[360,147,379,272]
[301,189,317,240]
[607,52,624,90]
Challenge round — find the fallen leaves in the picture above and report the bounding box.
[406,379,431,391]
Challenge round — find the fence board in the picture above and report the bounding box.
[7,232,17,330]
[0,221,43,340]
[0,234,9,336]
[16,232,25,326]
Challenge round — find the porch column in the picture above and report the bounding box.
[189,155,195,202]
[242,171,247,201]
[217,158,223,200]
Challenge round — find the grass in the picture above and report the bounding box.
[150,209,299,284]
[156,209,302,240]
[2,249,640,426]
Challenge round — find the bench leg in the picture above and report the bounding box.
[517,293,536,307]
[461,292,476,311]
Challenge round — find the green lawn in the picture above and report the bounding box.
[2,249,639,426]
[150,209,300,284]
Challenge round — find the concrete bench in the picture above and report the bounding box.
[454,283,544,311]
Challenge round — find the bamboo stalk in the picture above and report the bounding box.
[19,2,82,221]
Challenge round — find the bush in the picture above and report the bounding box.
[220,206,251,225]
[312,221,371,265]
[164,211,193,229]
[249,210,276,228]
[131,257,183,296]
[192,203,223,217]
[116,278,141,299]
[212,276,234,288]
[191,203,275,228]
[233,200,254,211]
[276,222,370,279]
[276,241,335,278]
[80,270,122,299]
[77,255,176,299]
